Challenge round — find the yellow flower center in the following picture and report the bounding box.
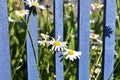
[68,50,74,55]
[19,10,25,14]
[91,34,99,42]
[92,38,97,42]
[54,41,61,46]
[42,40,46,46]
[94,3,101,8]
[93,34,98,38]
[90,69,94,74]
[31,2,38,7]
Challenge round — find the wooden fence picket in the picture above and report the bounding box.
[54,0,64,80]
[102,0,116,79]
[78,0,90,80]
[0,0,11,80]
[26,14,39,80]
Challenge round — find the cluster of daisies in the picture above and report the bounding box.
[90,2,104,14]
[15,0,46,17]
[90,30,102,52]
[14,0,82,61]
[90,64,101,79]
[91,3,103,12]
[38,33,82,61]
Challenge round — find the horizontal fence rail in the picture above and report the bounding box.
[0,0,117,80]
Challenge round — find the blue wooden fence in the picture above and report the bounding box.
[0,0,116,80]
[78,0,90,80]
[54,0,64,80]
[0,0,11,80]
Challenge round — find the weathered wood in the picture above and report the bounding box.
[54,0,64,80]
[102,0,116,79]
[0,0,11,80]
[78,0,90,80]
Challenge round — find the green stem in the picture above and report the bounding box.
[94,49,102,80]
[12,14,32,78]
[28,30,38,64]
[64,60,71,76]
[20,15,32,58]
[95,47,102,65]
[108,58,120,80]
[26,13,40,78]
[117,17,120,28]
[95,52,102,65]
[95,70,101,80]
[12,21,16,27]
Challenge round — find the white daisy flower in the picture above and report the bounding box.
[49,36,67,51]
[91,3,103,9]
[63,49,82,61]
[95,68,101,74]
[114,51,118,56]
[39,5,46,10]
[25,0,46,10]
[90,34,99,41]
[8,17,15,22]
[39,33,50,39]
[116,15,119,19]
[91,3,103,11]
[90,33,102,44]
[91,45,98,51]
[25,0,39,7]
[38,33,50,46]
[15,9,29,17]
[38,39,47,46]
[90,19,97,23]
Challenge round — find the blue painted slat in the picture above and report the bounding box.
[78,0,90,80]
[102,0,116,80]
[0,0,11,80]
[54,0,64,80]
[26,15,39,80]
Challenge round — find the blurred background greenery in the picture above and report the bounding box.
[8,0,120,80]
